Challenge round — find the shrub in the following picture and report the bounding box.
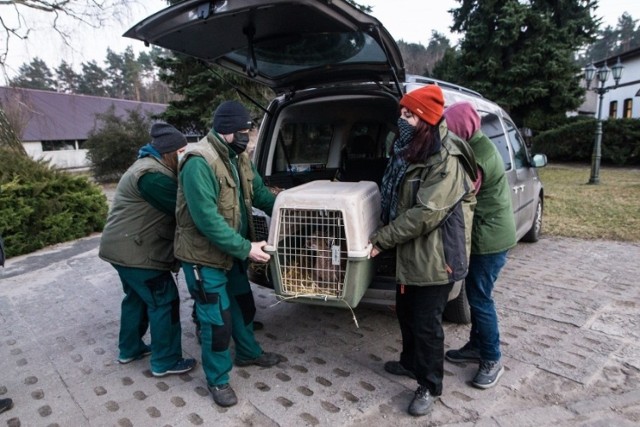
[0,147,108,258]
[85,106,152,182]
[532,117,640,166]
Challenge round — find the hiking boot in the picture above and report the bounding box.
[0,398,13,414]
[408,385,435,416]
[118,347,152,364]
[472,360,504,389]
[445,342,481,364]
[384,360,416,379]
[235,351,281,367]
[152,358,197,377]
[208,384,238,407]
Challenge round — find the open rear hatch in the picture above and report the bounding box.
[124,0,405,94]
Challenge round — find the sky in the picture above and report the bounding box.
[3,0,640,81]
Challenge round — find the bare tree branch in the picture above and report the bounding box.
[0,0,132,69]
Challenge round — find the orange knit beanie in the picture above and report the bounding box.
[399,85,445,126]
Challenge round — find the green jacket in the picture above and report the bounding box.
[174,132,275,270]
[99,156,178,270]
[370,123,477,286]
[469,131,516,254]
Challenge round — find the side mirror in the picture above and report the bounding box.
[531,153,547,168]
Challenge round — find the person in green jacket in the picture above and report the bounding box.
[99,122,196,377]
[443,102,517,389]
[175,100,282,408]
[369,85,477,417]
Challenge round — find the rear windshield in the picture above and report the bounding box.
[226,32,388,80]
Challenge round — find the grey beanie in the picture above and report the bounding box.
[212,101,252,134]
[150,122,187,154]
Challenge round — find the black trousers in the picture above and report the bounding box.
[396,282,453,396]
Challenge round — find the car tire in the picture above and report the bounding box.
[443,281,471,324]
[521,197,542,243]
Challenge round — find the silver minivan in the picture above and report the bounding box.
[125,0,547,323]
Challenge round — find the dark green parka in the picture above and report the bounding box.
[370,122,477,286]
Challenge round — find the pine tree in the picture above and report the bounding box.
[10,58,56,91]
[444,0,599,129]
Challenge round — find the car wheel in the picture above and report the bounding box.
[522,197,542,243]
[443,281,471,324]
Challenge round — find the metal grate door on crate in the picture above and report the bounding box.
[275,208,348,297]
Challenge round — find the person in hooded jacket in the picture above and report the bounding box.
[99,122,196,377]
[443,101,516,389]
[369,85,477,417]
[175,100,282,408]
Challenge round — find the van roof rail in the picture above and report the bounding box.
[405,75,484,98]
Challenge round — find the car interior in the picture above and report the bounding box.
[259,94,398,190]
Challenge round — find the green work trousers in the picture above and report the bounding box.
[114,265,182,372]
[182,260,261,387]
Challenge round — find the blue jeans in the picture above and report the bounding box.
[466,251,508,362]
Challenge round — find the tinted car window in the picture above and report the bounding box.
[274,123,333,172]
[227,32,388,81]
[504,119,528,169]
[480,112,511,170]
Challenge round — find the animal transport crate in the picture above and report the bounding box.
[264,180,381,308]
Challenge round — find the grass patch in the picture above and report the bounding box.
[539,164,640,241]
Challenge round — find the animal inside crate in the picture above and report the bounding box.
[264,180,381,308]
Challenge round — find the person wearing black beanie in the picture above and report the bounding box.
[99,122,196,378]
[174,101,282,408]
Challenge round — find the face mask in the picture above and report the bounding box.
[397,117,416,142]
[230,131,250,154]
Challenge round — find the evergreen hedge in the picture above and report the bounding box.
[532,117,640,165]
[0,148,108,258]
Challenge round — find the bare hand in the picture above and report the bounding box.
[369,243,381,258]
[249,241,271,263]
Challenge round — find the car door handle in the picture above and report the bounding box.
[512,185,525,193]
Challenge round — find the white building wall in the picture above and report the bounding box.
[23,141,90,170]
[601,57,640,119]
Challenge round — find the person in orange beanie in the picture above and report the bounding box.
[369,84,478,417]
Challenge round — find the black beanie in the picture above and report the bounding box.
[150,122,187,154]
[212,101,252,134]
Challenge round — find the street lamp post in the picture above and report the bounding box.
[583,58,624,184]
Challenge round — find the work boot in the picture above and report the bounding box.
[384,360,416,379]
[208,384,238,407]
[235,351,281,367]
[445,342,481,363]
[408,385,435,416]
[0,398,13,414]
[472,360,504,389]
[151,358,197,377]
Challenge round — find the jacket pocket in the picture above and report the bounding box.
[440,201,468,282]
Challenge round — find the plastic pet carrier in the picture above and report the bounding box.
[264,180,381,308]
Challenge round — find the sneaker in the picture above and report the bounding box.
[208,384,238,407]
[0,398,13,414]
[445,342,481,364]
[118,348,152,364]
[235,352,281,367]
[384,361,416,379]
[152,358,197,377]
[408,385,435,416]
[472,360,504,389]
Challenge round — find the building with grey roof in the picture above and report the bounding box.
[0,87,167,169]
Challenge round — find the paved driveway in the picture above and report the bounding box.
[1,235,639,426]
